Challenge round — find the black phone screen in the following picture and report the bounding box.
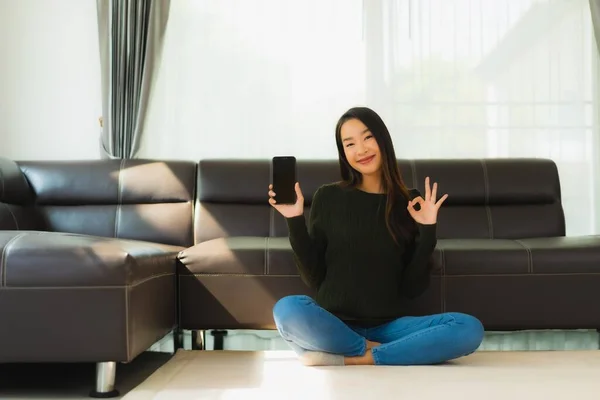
[271,156,297,205]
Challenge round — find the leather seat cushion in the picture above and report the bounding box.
[516,236,600,274]
[436,239,530,275]
[0,231,183,287]
[438,236,600,275]
[178,236,436,276]
[179,237,310,276]
[180,235,600,278]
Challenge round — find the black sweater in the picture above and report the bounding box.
[285,183,437,327]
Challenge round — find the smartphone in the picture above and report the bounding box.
[271,156,297,204]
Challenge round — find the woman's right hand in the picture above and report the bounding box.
[268,182,304,218]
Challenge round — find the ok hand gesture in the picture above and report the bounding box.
[407,177,448,225]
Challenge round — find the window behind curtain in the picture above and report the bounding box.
[141,0,599,235]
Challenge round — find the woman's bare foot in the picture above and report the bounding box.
[344,350,375,365]
[342,339,380,365]
[366,340,380,350]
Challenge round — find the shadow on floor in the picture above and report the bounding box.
[0,351,173,399]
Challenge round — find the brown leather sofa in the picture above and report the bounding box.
[179,158,600,334]
[2,157,600,397]
[0,157,196,398]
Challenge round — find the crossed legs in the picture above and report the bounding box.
[273,295,485,366]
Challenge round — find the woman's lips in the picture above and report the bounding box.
[357,155,375,164]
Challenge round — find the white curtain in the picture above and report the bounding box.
[140,0,599,237]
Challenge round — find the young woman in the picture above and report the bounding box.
[267,107,484,366]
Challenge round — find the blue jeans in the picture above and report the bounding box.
[273,295,485,365]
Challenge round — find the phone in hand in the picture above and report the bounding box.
[271,156,297,204]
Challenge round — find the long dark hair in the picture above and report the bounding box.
[335,107,417,244]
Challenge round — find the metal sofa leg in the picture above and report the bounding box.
[191,330,206,350]
[89,361,119,398]
[211,330,228,350]
[174,328,184,350]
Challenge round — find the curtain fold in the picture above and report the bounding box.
[591,0,600,235]
[591,0,600,54]
[97,0,170,159]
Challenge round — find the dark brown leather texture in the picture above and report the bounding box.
[180,158,600,331]
[0,158,196,363]
[2,156,599,366]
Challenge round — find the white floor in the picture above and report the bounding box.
[121,349,600,400]
[1,330,598,399]
[0,351,172,400]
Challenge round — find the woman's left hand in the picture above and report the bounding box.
[407,177,448,225]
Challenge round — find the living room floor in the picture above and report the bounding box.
[1,330,599,399]
[0,351,173,399]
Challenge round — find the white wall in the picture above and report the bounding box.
[0,0,101,160]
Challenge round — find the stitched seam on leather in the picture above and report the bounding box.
[114,159,125,238]
[0,166,4,201]
[2,272,175,290]
[189,273,298,277]
[268,192,275,275]
[1,203,19,230]
[444,272,598,277]
[514,240,533,274]
[410,160,418,188]
[1,233,27,287]
[480,159,494,239]
[264,237,269,275]
[192,165,199,246]
[1,286,121,290]
[130,272,175,287]
[177,272,182,328]
[269,202,274,238]
[6,271,598,288]
[440,247,446,313]
[186,272,446,278]
[190,272,600,277]
[187,271,600,278]
[125,286,130,360]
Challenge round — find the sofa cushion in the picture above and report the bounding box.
[0,231,183,287]
[179,237,306,276]
[178,237,267,275]
[180,235,600,280]
[436,239,530,275]
[178,236,441,277]
[17,159,197,247]
[437,236,600,276]
[516,236,600,274]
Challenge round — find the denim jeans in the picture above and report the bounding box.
[273,295,485,365]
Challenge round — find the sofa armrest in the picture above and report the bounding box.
[0,230,183,287]
[0,158,41,230]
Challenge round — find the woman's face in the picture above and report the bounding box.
[340,118,382,176]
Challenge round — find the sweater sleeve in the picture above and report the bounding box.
[285,186,328,289]
[399,189,438,298]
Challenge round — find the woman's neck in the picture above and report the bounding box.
[358,174,384,194]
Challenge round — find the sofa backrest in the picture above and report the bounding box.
[0,158,45,231]
[16,159,197,247]
[194,158,565,242]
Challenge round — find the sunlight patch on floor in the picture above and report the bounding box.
[122,349,600,400]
